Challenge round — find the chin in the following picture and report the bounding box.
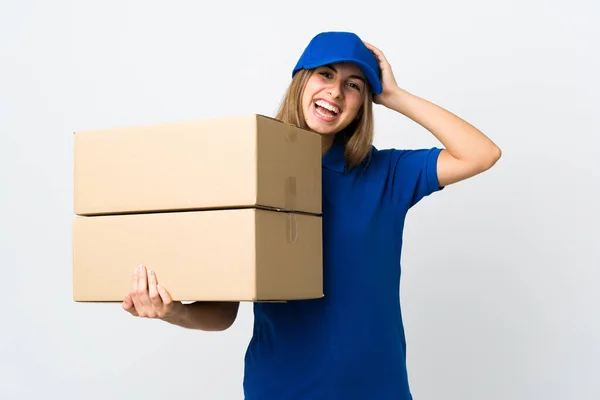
[306,123,339,135]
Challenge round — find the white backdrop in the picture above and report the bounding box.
[1,1,598,399]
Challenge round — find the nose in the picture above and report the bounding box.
[327,81,344,99]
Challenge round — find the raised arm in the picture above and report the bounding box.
[364,42,501,187]
[384,88,501,187]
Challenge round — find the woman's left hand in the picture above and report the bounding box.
[363,41,402,107]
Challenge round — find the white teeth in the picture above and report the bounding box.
[315,100,340,114]
[316,106,336,119]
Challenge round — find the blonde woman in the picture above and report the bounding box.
[123,31,501,399]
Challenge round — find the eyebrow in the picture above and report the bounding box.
[324,64,365,84]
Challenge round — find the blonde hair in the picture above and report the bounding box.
[275,68,375,170]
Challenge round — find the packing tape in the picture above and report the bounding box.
[287,213,299,243]
[285,176,297,211]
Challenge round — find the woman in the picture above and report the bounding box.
[123,31,501,399]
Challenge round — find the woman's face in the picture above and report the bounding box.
[301,62,366,136]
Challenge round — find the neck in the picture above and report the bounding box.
[321,135,335,156]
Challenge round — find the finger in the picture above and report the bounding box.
[137,264,150,308]
[157,284,173,305]
[122,295,138,316]
[122,294,132,309]
[147,269,163,308]
[130,266,142,310]
[363,41,381,54]
[363,41,379,53]
[363,42,387,62]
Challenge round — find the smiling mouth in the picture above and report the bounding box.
[314,99,341,117]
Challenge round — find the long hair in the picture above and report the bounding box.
[275,68,375,170]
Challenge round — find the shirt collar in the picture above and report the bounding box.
[322,135,347,173]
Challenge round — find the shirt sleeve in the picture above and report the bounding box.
[389,147,444,209]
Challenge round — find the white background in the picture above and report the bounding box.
[1,0,598,399]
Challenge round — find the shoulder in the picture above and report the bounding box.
[362,146,442,174]
[360,145,444,205]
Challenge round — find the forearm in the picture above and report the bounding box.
[161,301,239,331]
[386,88,501,166]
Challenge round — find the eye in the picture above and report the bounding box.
[347,81,362,91]
[319,71,333,79]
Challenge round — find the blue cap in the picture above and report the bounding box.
[292,31,382,95]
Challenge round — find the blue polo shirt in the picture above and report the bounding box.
[243,135,443,399]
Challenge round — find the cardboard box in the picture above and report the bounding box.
[72,208,323,302]
[73,114,322,216]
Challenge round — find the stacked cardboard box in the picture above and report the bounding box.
[72,114,324,302]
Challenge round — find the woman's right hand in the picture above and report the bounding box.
[122,264,182,319]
